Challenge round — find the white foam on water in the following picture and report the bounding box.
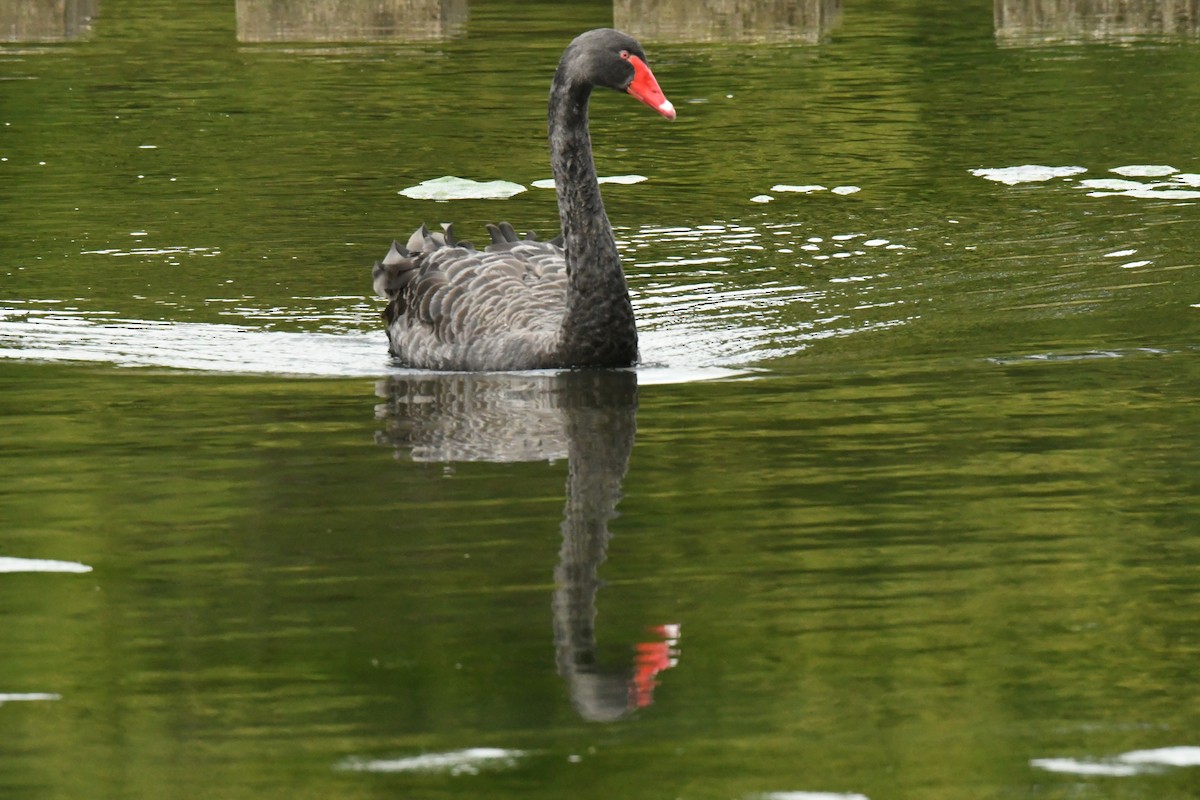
[1080,178,1147,191]
[1071,170,1200,199]
[1103,249,1137,258]
[753,792,870,800]
[598,174,647,185]
[0,693,62,704]
[0,557,92,573]
[831,185,861,195]
[970,165,1087,185]
[750,194,774,203]
[1031,758,1141,777]
[1119,746,1200,766]
[399,176,527,200]
[771,184,827,193]
[1111,164,1177,177]
[1031,745,1200,777]
[1088,188,1200,200]
[336,747,525,775]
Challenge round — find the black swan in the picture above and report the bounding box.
[372,29,675,371]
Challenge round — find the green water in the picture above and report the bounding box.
[3,1,1200,798]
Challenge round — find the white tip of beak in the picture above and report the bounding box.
[659,99,676,120]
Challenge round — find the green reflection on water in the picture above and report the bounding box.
[3,0,1200,798]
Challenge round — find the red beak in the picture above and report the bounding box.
[626,55,676,121]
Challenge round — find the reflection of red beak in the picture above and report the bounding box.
[626,55,676,121]
[629,623,681,709]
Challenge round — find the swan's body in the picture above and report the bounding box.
[372,29,674,371]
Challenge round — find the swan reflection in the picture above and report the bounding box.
[375,369,679,721]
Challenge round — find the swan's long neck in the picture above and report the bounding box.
[548,69,637,366]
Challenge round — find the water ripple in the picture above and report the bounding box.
[336,748,526,775]
[2,221,911,378]
[626,221,916,366]
[0,306,387,377]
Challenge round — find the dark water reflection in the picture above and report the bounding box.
[376,370,680,721]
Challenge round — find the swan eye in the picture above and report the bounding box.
[619,50,631,60]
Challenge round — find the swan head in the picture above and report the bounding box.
[565,29,676,121]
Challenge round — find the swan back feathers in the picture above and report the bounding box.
[373,223,571,370]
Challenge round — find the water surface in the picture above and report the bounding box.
[3,1,1200,799]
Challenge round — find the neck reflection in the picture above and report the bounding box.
[375,369,679,721]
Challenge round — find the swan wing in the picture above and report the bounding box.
[373,223,568,369]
